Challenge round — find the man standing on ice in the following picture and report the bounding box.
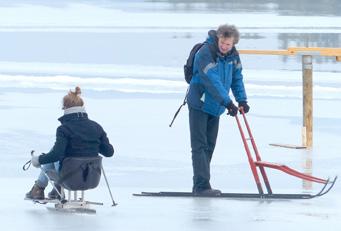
[187,24,250,196]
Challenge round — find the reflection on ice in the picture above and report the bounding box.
[302,150,313,192]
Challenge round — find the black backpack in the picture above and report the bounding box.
[169,42,216,127]
[184,42,206,84]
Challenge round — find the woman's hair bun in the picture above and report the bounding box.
[74,86,81,95]
[62,86,84,109]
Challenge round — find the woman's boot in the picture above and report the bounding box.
[25,182,45,200]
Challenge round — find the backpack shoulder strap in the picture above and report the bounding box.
[169,87,189,127]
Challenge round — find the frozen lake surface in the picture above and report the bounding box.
[1,0,341,230]
[1,92,341,231]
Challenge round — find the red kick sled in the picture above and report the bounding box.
[134,109,336,199]
[234,108,337,199]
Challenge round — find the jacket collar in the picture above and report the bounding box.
[63,106,86,115]
[58,106,88,123]
[206,30,219,53]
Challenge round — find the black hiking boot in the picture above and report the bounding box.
[25,183,45,200]
[194,188,222,196]
[48,185,63,200]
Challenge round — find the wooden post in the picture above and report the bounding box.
[238,47,341,149]
[302,55,313,148]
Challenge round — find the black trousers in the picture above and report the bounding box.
[189,107,219,192]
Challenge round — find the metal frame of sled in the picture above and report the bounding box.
[45,165,116,213]
[27,189,104,214]
[49,188,104,214]
[234,109,337,198]
[134,109,337,200]
[25,155,117,213]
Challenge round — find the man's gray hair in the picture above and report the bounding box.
[217,24,240,44]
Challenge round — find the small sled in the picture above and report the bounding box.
[24,155,117,213]
[26,191,103,214]
[134,109,336,200]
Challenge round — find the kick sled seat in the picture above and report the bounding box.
[58,156,102,191]
[48,156,104,213]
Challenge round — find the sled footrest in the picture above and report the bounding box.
[254,161,327,184]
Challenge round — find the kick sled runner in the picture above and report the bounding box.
[134,109,337,200]
[24,153,117,213]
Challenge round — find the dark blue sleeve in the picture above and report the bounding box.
[39,126,68,165]
[98,127,114,157]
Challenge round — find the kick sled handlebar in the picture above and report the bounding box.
[234,108,337,198]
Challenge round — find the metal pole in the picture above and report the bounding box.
[302,55,313,148]
[101,166,117,206]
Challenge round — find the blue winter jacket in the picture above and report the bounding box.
[187,30,247,117]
